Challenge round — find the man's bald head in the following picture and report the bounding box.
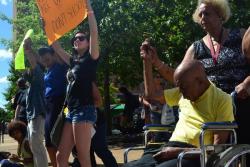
[174,60,209,101]
[243,27,250,59]
[174,60,207,82]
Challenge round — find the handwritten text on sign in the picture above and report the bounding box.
[36,0,87,45]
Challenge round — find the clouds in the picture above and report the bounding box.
[0,49,12,59]
[0,0,11,6]
[0,76,8,84]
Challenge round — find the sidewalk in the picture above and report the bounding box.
[0,134,143,166]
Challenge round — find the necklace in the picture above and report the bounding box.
[208,28,224,64]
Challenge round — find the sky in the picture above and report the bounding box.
[0,0,13,108]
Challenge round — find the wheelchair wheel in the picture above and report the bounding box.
[213,144,250,167]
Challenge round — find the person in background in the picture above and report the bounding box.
[38,47,68,167]
[0,121,34,167]
[118,87,140,129]
[12,78,27,125]
[23,38,48,167]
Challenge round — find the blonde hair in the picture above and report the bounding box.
[192,0,231,24]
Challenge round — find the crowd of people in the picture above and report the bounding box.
[0,0,250,167]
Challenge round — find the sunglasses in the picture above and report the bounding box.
[73,36,87,42]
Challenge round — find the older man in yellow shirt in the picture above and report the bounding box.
[124,60,234,167]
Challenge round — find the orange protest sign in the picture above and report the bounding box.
[36,0,87,45]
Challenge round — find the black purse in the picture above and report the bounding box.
[50,109,65,148]
[50,81,73,148]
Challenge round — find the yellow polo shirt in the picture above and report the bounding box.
[164,83,234,147]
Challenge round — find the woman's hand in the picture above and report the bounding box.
[140,40,159,64]
[86,0,99,60]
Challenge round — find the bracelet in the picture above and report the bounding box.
[155,61,165,70]
[87,10,94,15]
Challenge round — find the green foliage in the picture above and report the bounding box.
[0,107,13,122]
[95,0,202,86]
[1,0,250,115]
[98,83,120,104]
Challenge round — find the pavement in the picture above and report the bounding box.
[0,134,144,166]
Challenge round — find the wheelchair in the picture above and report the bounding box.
[124,121,250,167]
[124,92,250,167]
[123,104,178,163]
[176,121,250,167]
[124,116,176,163]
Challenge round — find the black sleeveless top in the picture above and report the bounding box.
[193,29,250,93]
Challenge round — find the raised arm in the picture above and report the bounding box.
[143,59,154,97]
[23,38,38,69]
[141,41,165,104]
[86,0,99,60]
[40,17,71,65]
[142,43,175,83]
[51,41,71,65]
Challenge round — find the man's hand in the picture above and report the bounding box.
[23,38,32,51]
[235,81,250,99]
[23,37,37,69]
[153,147,180,161]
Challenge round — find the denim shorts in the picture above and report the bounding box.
[65,105,97,124]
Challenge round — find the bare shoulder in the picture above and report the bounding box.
[242,27,250,59]
[182,44,196,62]
[243,27,250,37]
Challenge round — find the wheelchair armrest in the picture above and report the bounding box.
[124,146,145,163]
[201,122,238,130]
[143,124,175,131]
[177,149,201,167]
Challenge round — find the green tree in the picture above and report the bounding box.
[1,0,250,132]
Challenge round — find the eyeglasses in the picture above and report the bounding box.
[73,36,87,42]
